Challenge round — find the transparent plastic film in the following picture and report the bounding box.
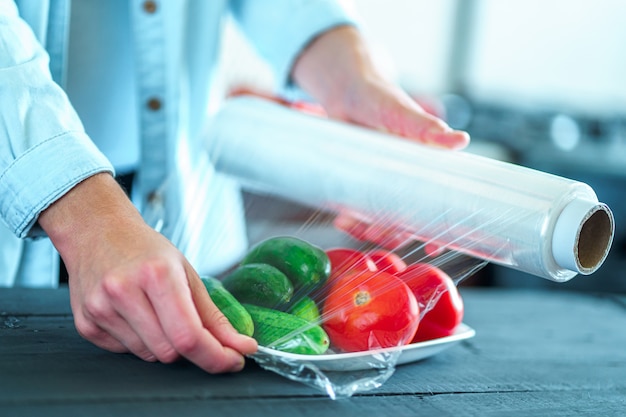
[235,199,486,399]
[143,95,616,399]
[144,164,484,399]
[206,96,615,282]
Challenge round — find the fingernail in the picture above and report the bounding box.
[233,356,246,372]
[431,130,470,150]
[438,130,469,149]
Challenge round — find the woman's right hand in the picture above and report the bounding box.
[39,173,257,373]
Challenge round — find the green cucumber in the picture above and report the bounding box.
[201,276,254,337]
[241,236,331,294]
[221,263,293,309]
[287,296,321,324]
[243,303,329,355]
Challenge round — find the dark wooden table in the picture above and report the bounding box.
[2,286,626,417]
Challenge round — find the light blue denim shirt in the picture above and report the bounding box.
[0,0,356,286]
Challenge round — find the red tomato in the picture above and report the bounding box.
[397,263,464,342]
[367,249,408,274]
[326,248,377,282]
[322,270,420,352]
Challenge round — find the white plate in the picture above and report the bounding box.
[254,323,475,372]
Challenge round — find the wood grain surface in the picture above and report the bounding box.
[1,287,625,417]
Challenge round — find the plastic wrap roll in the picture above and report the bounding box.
[206,97,614,282]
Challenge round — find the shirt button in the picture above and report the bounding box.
[147,97,162,111]
[142,1,158,14]
[147,191,162,204]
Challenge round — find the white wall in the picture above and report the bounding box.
[465,0,626,115]
[349,0,458,94]
[217,16,275,93]
[218,0,626,115]
[217,0,457,96]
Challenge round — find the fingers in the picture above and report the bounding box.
[414,121,470,151]
[289,24,468,150]
[405,114,470,150]
[73,311,129,354]
[333,210,416,250]
[72,258,256,374]
[95,273,178,363]
[336,78,470,151]
[373,91,470,151]
[333,209,448,259]
[186,268,258,356]
[74,268,177,363]
[136,260,252,373]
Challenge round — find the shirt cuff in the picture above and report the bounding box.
[0,131,114,238]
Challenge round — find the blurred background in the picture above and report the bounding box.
[217,0,625,292]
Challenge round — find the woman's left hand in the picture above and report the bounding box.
[292,25,469,150]
[292,25,469,249]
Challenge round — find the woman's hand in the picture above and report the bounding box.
[292,25,469,150]
[39,173,257,373]
[292,25,469,250]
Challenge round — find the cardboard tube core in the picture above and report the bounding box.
[577,206,614,271]
[553,199,614,276]
[209,97,617,281]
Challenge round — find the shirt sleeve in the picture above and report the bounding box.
[0,2,114,238]
[228,0,361,99]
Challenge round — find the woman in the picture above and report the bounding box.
[0,0,468,373]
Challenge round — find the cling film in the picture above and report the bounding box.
[207,96,614,282]
[144,96,615,399]
[235,204,484,398]
[146,177,486,398]
[145,172,485,398]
